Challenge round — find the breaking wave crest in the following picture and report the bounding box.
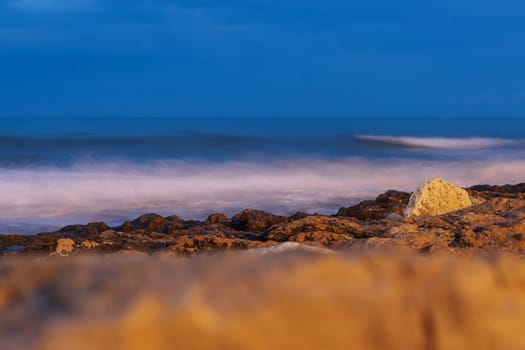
[354,135,521,150]
[2,157,525,233]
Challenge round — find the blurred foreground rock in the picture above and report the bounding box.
[1,253,525,349]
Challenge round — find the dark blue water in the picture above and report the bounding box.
[2,117,525,166]
[1,117,524,234]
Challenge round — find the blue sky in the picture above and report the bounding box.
[1,0,525,117]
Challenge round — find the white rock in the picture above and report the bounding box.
[404,178,472,217]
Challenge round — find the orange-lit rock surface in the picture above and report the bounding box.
[1,253,525,349]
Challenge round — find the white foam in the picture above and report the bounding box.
[1,157,525,233]
[354,135,520,150]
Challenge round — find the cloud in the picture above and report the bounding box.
[10,0,95,11]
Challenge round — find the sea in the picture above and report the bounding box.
[1,117,524,234]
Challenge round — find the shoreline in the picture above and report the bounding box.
[2,182,525,257]
[3,181,525,349]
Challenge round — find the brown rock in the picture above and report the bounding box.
[228,209,288,232]
[168,234,267,255]
[5,183,525,258]
[207,213,229,224]
[0,235,32,253]
[264,216,361,247]
[80,241,100,250]
[337,190,410,220]
[288,212,311,221]
[120,214,182,233]
[123,213,166,232]
[58,222,110,239]
[468,183,525,199]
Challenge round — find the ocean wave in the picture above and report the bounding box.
[353,135,521,150]
[2,157,525,234]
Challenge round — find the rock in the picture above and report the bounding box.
[58,222,110,239]
[228,209,288,232]
[0,235,32,252]
[6,253,525,350]
[469,183,525,196]
[163,215,185,233]
[376,190,412,206]
[80,241,100,249]
[120,213,166,232]
[207,213,229,224]
[0,287,12,308]
[288,212,311,221]
[168,234,269,255]
[165,215,183,223]
[337,190,410,220]
[404,178,472,217]
[6,182,525,257]
[383,212,403,221]
[467,184,525,201]
[120,214,183,233]
[55,238,75,256]
[263,216,361,247]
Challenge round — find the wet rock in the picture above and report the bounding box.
[228,209,288,232]
[404,178,472,217]
[337,190,410,220]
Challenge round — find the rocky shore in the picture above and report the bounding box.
[3,179,525,257]
[3,179,525,349]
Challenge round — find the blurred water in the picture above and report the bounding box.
[1,117,525,165]
[1,117,524,233]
